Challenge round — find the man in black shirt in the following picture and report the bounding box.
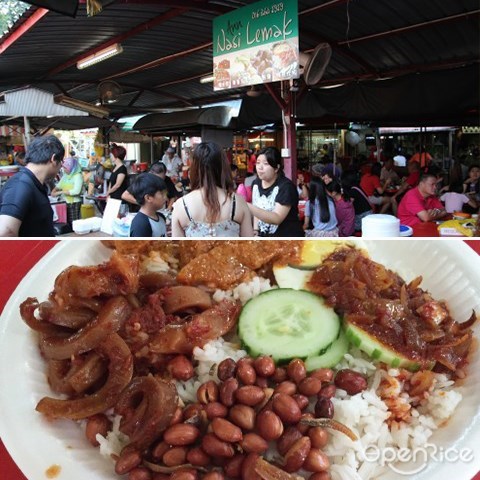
[0,135,65,237]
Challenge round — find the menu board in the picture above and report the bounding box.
[212,0,299,91]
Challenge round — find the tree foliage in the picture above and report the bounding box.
[0,1,29,36]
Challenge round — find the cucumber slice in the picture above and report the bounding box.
[305,329,349,371]
[344,321,433,372]
[238,289,340,362]
[273,264,314,289]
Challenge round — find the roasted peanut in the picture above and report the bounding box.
[151,441,170,460]
[128,467,152,480]
[237,356,254,368]
[205,401,228,420]
[169,406,184,426]
[274,380,297,396]
[186,446,211,467]
[239,433,269,454]
[152,473,170,480]
[318,384,336,399]
[183,403,204,421]
[85,413,111,447]
[211,417,243,443]
[308,427,329,449]
[167,355,194,381]
[272,393,302,424]
[253,356,275,377]
[303,448,330,472]
[202,472,225,480]
[277,426,303,456]
[219,377,239,406]
[217,357,237,381]
[272,367,288,383]
[237,362,257,385]
[197,380,219,404]
[201,433,235,458]
[287,359,307,384]
[115,449,142,475]
[162,446,188,466]
[255,376,269,388]
[224,454,245,478]
[283,436,311,473]
[292,394,309,411]
[170,468,198,480]
[309,472,331,480]
[163,423,200,446]
[310,368,334,383]
[298,376,322,396]
[315,397,334,419]
[256,410,284,441]
[229,404,256,431]
[241,453,262,480]
[235,385,265,406]
[334,369,368,395]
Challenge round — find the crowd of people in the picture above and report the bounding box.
[0,134,479,237]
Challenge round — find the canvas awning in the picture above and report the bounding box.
[133,106,234,134]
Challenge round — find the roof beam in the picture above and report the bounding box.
[46,7,189,77]
[103,41,212,80]
[337,9,480,46]
[318,57,479,86]
[0,8,49,55]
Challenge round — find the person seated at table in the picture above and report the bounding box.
[0,135,64,237]
[303,176,338,237]
[326,179,355,237]
[128,173,167,237]
[311,162,341,185]
[296,171,310,200]
[341,168,373,232]
[462,165,480,213]
[397,172,448,227]
[391,160,421,215]
[440,182,478,214]
[380,157,400,185]
[359,162,393,214]
[50,156,84,227]
[172,142,253,237]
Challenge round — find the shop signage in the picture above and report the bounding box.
[212,0,299,91]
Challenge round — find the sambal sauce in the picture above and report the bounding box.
[308,248,476,373]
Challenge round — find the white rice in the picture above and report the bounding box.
[212,276,274,305]
[96,414,130,459]
[142,250,179,274]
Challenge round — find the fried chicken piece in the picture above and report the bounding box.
[177,240,301,290]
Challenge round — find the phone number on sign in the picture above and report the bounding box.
[252,2,284,19]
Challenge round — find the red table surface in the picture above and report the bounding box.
[1,240,479,480]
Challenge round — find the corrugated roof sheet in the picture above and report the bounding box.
[0,0,478,125]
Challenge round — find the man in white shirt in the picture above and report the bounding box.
[161,147,183,180]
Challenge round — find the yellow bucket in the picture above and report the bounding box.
[81,203,95,219]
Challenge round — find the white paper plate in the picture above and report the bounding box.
[0,240,479,480]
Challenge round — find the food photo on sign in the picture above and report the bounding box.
[212,0,300,91]
[0,239,480,480]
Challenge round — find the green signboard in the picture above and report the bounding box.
[212,0,299,91]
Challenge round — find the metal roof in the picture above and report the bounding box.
[0,0,478,127]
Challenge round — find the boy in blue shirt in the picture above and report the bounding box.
[129,173,167,237]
